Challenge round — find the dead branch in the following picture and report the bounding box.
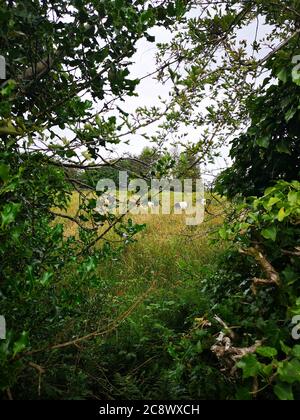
[282,247,300,257]
[239,245,281,293]
[214,315,235,339]
[211,328,262,376]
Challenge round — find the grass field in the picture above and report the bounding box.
[5,192,229,399]
[57,191,226,310]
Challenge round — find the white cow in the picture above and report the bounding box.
[95,194,115,215]
[147,201,155,208]
[174,201,188,210]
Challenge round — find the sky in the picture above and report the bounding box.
[99,9,274,182]
[54,4,276,183]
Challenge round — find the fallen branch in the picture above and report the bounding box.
[211,323,263,376]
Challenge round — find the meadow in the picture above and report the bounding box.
[24,192,228,400]
[58,191,225,304]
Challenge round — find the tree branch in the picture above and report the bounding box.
[239,245,281,293]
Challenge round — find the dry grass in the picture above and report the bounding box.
[56,191,226,303]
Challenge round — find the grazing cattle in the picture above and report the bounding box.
[95,204,108,215]
[147,201,155,208]
[95,195,115,215]
[174,201,188,210]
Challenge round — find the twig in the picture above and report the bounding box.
[21,282,156,358]
[257,29,300,66]
[49,210,97,232]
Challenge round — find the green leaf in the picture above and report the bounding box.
[0,163,9,182]
[276,142,291,155]
[288,191,299,205]
[292,67,300,86]
[277,68,289,83]
[235,386,252,400]
[274,382,294,400]
[219,227,228,240]
[256,346,278,358]
[292,345,300,359]
[145,33,155,43]
[40,272,53,286]
[141,9,154,23]
[278,359,300,384]
[261,226,277,242]
[280,341,292,356]
[236,354,261,379]
[1,202,21,229]
[285,108,297,122]
[13,331,29,357]
[262,363,273,376]
[267,197,281,208]
[282,266,298,286]
[256,136,270,148]
[277,207,286,222]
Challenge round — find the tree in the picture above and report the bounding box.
[0,0,188,396]
[213,10,300,399]
[0,0,188,276]
[216,77,300,198]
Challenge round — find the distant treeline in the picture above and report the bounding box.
[66,147,202,190]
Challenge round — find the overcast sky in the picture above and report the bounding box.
[102,9,274,181]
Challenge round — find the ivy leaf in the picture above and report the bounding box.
[274,382,294,400]
[261,226,277,242]
[236,354,261,379]
[256,346,277,359]
[278,359,300,384]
